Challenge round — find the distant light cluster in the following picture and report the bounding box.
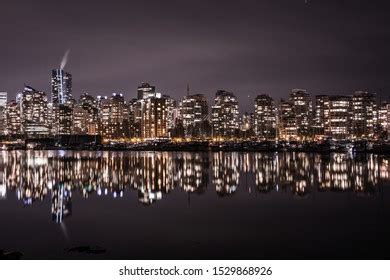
[0,69,389,143]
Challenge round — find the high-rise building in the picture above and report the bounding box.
[179,94,209,138]
[254,94,276,140]
[278,100,297,140]
[6,100,21,136]
[56,104,73,135]
[289,89,312,139]
[313,95,328,137]
[98,93,129,139]
[378,102,390,138]
[137,82,156,100]
[140,94,169,140]
[51,69,73,135]
[0,92,7,135]
[110,93,129,139]
[79,93,98,134]
[325,95,351,139]
[20,85,49,137]
[351,91,377,139]
[73,104,89,134]
[128,98,142,139]
[0,106,6,136]
[240,112,255,139]
[165,96,178,135]
[0,92,7,107]
[51,69,72,105]
[211,90,239,139]
[314,95,352,140]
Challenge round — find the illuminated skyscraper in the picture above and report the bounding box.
[6,100,21,136]
[325,95,351,139]
[254,94,276,140]
[165,95,178,135]
[140,94,169,140]
[179,94,209,138]
[0,92,7,135]
[137,82,156,99]
[0,92,7,107]
[128,98,142,138]
[211,90,239,139]
[0,107,5,135]
[378,102,390,139]
[51,69,72,105]
[351,91,377,139]
[73,104,89,134]
[240,112,254,139]
[51,70,73,135]
[313,95,328,137]
[20,85,49,137]
[278,99,297,140]
[55,104,73,135]
[78,93,98,134]
[289,89,312,139]
[98,93,129,139]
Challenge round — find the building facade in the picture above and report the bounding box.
[20,86,49,137]
[324,95,351,140]
[289,89,312,139]
[6,100,21,136]
[278,100,297,140]
[351,91,377,139]
[179,94,209,138]
[254,94,276,140]
[140,96,169,140]
[211,90,239,139]
[51,69,72,105]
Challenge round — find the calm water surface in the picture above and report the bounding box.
[0,150,389,259]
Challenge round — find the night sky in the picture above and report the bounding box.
[1,0,389,111]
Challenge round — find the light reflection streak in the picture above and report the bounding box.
[0,151,388,222]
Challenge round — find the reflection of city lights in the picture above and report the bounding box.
[0,151,387,218]
[0,184,6,199]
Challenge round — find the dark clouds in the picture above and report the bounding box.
[1,0,389,111]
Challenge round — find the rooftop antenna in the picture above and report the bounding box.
[187,83,190,96]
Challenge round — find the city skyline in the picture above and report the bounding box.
[1,0,390,111]
[0,78,388,142]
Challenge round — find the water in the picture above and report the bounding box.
[0,150,389,259]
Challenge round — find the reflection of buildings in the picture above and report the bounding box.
[51,185,72,223]
[0,183,5,199]
[213,152,240,196]
[254,153,277,193]
[0,151,388,218]
[315,153,381,194]
[174,153,209,193]
[129,152,174,204]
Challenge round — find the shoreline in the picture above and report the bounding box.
[2,144,390,155]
